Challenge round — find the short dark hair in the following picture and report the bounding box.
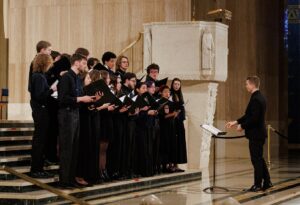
[36,41,51,53]
[70,53,87,65]
[50,50,61,61]
[102,51,117,64]
[146,63,160,74]
[123,72,136,81]
[246,76,260,88]
[75,47,90,58]
[87,57,100,70]
[159,85,170,93]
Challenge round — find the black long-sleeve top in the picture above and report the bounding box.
[237,90,267,140]
[30,72,53,106]
[58,69,83,109]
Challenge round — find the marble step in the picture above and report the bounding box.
[0,145,32,152]
[0,121,34,128]
[0,176,59,193]
[0,127,34,132]
[0,170,201,205]
[0,129,34,137]
[0,154,31,163]
[0,165,59,180]
[0,136,32,142]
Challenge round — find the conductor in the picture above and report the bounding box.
[226,76,273,192]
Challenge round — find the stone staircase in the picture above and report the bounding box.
[0,120,201,205]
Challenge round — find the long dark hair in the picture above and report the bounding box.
[170,78,184,104]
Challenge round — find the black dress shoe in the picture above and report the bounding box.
[30,171,54,178]
[71,182,87,188]
[248,185,262,192]
[175,168,185,173]
[44,159,58,167]
[57,183,74,189]
[262,182,273,191]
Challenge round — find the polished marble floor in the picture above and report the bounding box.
[89,155,300,205]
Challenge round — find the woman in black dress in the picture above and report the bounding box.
[76,70,102,185]
[98,70,116,182]
[146,81,161,174]
[158,85,180,173]
[107,76,129,179]
[170,78,187,172]
[135,82,158,177]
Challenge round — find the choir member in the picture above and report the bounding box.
[135,82,157,177]
[121,73,138,178]
[145,63,168,98]
[158,85,180,173]
[107,76,129,179]
[44,53,71,166]
[75,47,90,58]
[116,55,129,82]
[87,57,100,70]
[28,41,52,92]
[170,78,187,172]
[29,54,56,178]
[98,70,116,182]
[145,63,159,83]
[57,53,95,188]
[76,70,102,186]
[50,50,61,62]
[101,51,117,77]
[146,81,161,174]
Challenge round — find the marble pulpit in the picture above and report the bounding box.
[143,21,229,169]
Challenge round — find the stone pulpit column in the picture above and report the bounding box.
[143,21,228,169]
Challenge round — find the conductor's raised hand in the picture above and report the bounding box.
[236,124,243,132]
[225,121,238,129]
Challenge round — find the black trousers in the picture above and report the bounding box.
[249,139,271,186]
[125,119,137,175]
[58,108,80,184]
[30,101,49,172]
[45,97,59,162]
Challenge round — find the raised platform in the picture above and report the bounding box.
[0,170,201,204]
[0,120,201,204]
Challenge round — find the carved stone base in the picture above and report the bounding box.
[183,82,218,169]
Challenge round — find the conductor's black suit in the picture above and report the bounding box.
[237,90,271,186]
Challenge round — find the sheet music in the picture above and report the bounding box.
[51,80,59,88]
[51,91,58,99]
[119,95,126,103]
[131,95,138,102]
[201,124,226,136]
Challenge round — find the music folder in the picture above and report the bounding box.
[201,124,227,136]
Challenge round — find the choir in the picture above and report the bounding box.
[28,41,188,189]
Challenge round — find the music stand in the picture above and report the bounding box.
[201,124,229,193]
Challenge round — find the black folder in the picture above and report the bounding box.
[155,77,168,87]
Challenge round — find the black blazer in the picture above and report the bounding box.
[237,90,267,140]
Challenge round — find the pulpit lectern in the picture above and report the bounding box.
[201,124,229,193]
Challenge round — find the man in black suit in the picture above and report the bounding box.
[226,76,272,192]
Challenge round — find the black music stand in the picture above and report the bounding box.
[201,124,229,194]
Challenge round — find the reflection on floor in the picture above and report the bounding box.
[94,156,300,205]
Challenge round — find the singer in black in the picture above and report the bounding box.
[29,54,55,178]
[226,76,272,192]
[57,53,95,188]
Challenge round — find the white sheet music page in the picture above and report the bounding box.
[201,124,226,135]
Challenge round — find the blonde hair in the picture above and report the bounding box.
[89,69,102,82]
[116,55,129,70]
[32,54,53,73]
